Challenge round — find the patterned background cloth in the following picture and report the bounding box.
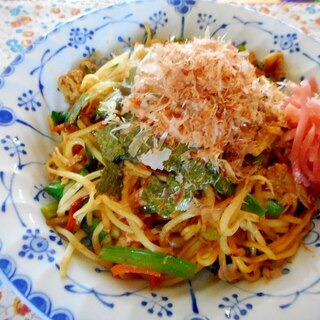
[0,0,319,319]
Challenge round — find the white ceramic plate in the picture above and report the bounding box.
[1,1,320,319]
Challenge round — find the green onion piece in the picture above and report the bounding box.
[252,154,264,167]
[237,43,247,52]
[84,64,94,75]
[112,83,131,96]
[65,93,90,124]
[212,173,236,196]
[100,246,197,279]
[202,228,220,241]
[44,179,64,200]
[82,217,109,241]
[126,67,137,84]
[41,202,58,219]
[51,111,68,126]
[241,194,266,216]
[80,168,89,176]
[266,199,284,218]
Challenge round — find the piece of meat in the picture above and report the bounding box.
[267,163,296,199]
[248,51,285,81]
[263,52,285,82]
[58,58,97,106]
[266,162,313,208]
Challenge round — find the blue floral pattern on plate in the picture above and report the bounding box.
[0,0,320,319]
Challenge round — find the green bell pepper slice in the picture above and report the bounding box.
[100,246,197,279]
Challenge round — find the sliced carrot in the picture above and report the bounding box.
[52,123,77,133]
[110,264,162,288]
[66,195,89,231]
[52,123,65,132]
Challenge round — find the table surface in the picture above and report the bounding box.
[0,0,319,319]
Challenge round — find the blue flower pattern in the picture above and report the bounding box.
[17,89,41,111]
[149,11,168,31]
[117,35,133,48]
[141,293,173,317]
[82,45,96,58]
[273,33,300,53]
[219,294,254,320]
[33,183,47,201]
[68,27,94,49]
[197,13,216,31]
[218,274,320,320]
[167,0,197,37]
[0,2,320,320]
[19,228,60,262]
[167,0,197,15]
[63,272,174,318]
[1,134,27,168]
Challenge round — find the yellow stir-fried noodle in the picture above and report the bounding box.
[44,33,317,288]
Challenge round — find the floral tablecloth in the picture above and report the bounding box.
[0,0,319,319]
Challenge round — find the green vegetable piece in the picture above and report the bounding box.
[65,93,90,124]
[119,125,141,152]
[96,160,123,198]
[84,64,94,75]
[266,199,284,218]
[100,246,197,279]
[82,217,109,241]
[252,154,264,167]
[135,136,154,157]
[96,90,123,119]
[167,174,181,193]
[181,159,214,191]
[142,176,175,218]
[241,194,266,216]
[80,168,89,176]
[164,144,235,196]
[51,111,68,126]
[126,67,137,84]
[211,171,236,196]
[41,202,58,220]
[112,82,131,96]
[175,188,193,211]
[96,125,126,162]
[44,179,64,200]
[237,43,247,52]
[164,143,189,172]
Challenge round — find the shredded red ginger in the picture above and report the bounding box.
[123,38,286,180]
[283,77,320,192]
